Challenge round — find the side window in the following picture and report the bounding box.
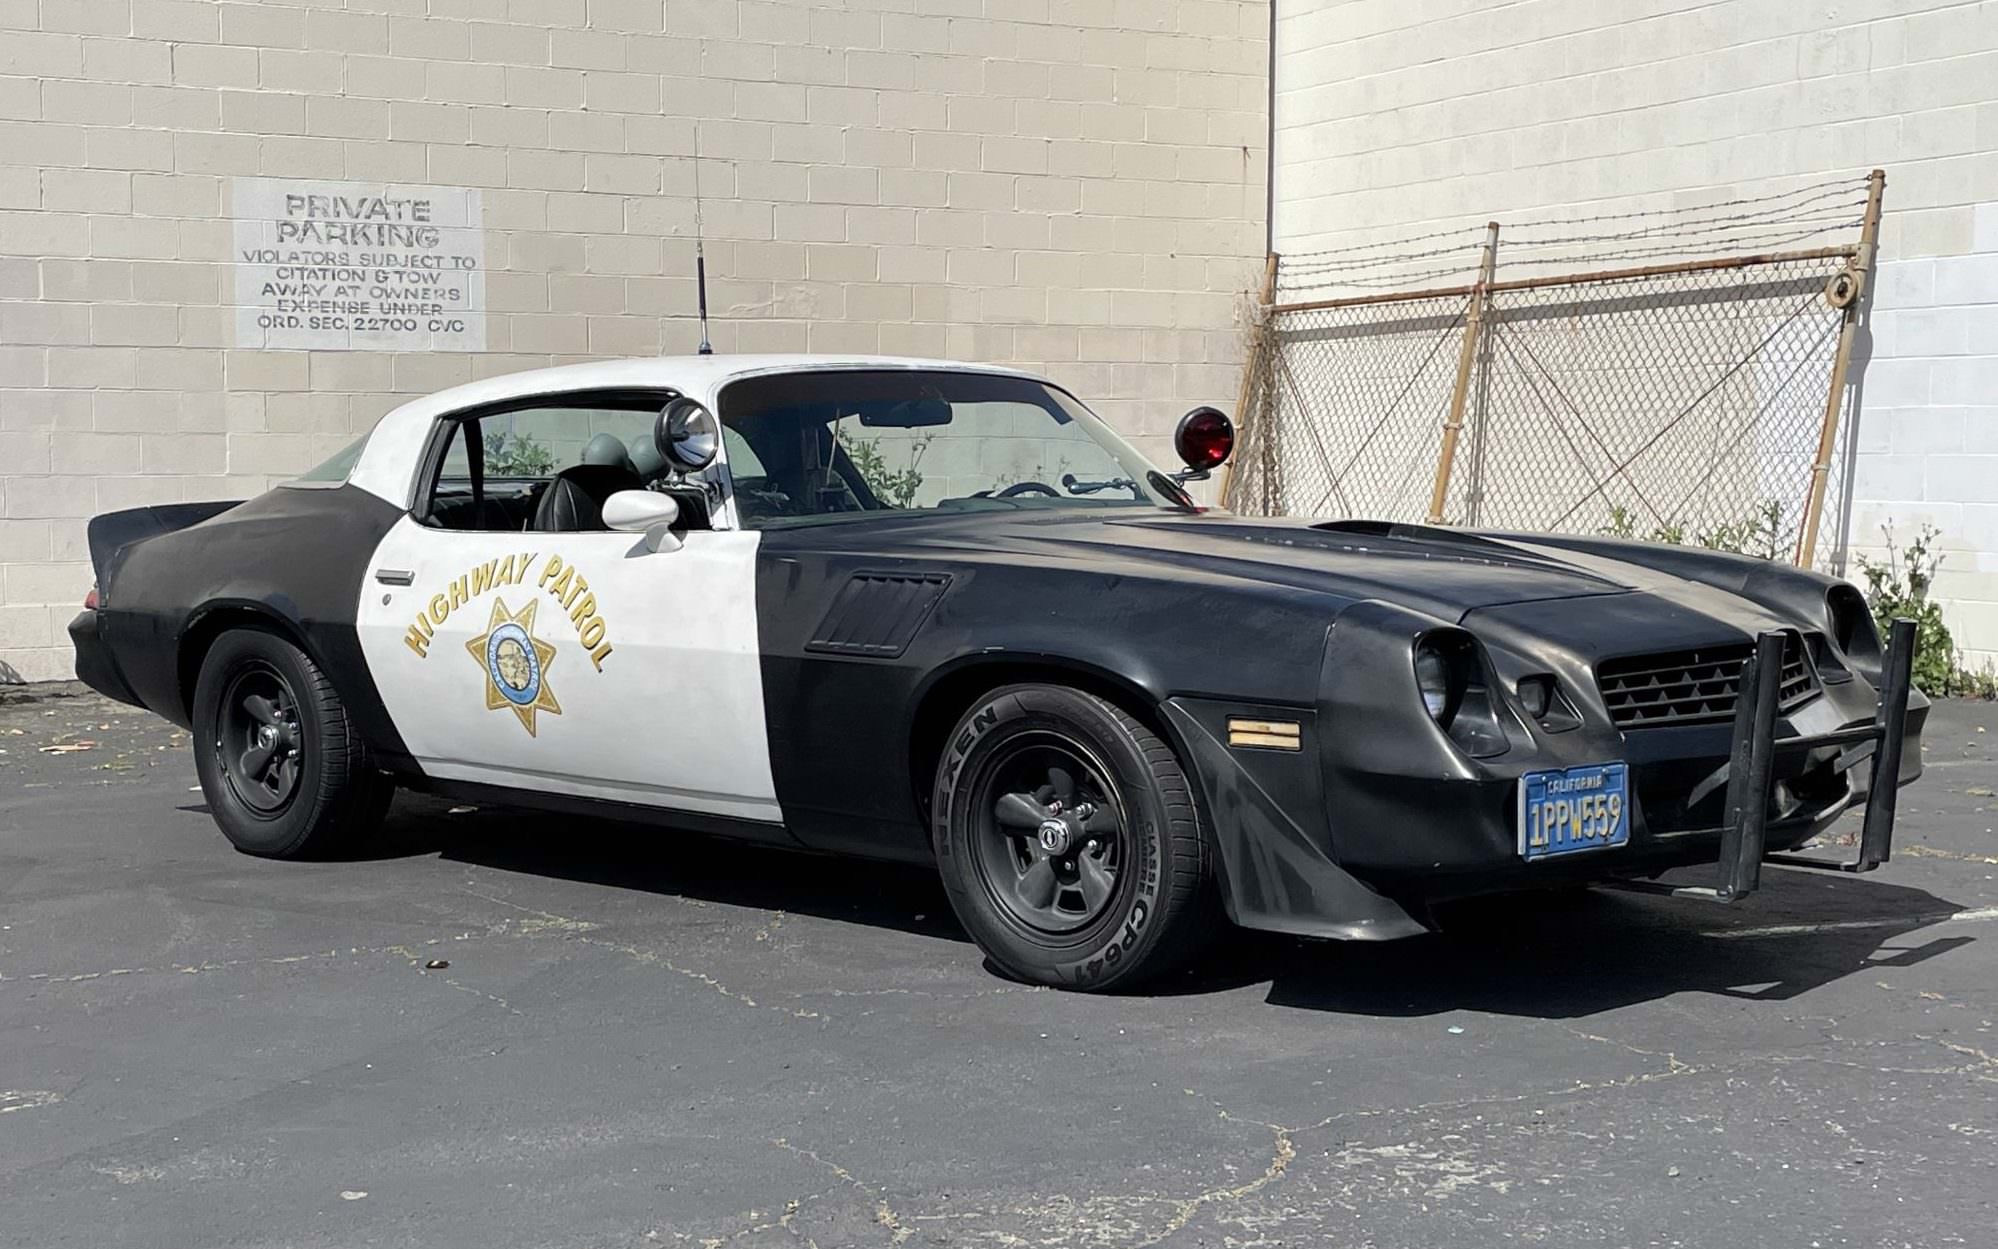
[423,397,659,533]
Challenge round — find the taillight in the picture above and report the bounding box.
[84,585,99,610]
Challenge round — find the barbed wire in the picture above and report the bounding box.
[1280,223,1490,262]
[1497,176,1867,237]
[1278,262,1483,293]
[1277,175,1868,283]
[1497,219,1864,270]
[1279,238,1487,277]
[1498,198,1866,253]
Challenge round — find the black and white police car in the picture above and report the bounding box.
[71,355,1923,989]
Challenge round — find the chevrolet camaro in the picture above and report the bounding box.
[69,355,1922,990]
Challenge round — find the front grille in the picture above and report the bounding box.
[1597,634,1819,729]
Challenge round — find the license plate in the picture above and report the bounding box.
[1518,762,1630,860]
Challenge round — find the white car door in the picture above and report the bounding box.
[352,393,778,825]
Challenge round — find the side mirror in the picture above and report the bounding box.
[602,489,683,553]
[654,397,719,474]
[1173,406,1234,480]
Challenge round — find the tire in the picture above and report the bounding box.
[932,684,1220,991]
[190,627,392,858]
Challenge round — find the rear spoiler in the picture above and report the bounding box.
[85,501,243,585]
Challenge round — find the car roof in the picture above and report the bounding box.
[345,354,1048,507]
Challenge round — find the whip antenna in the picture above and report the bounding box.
[692,123,712,356]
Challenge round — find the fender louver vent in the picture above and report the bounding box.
[806,572,952,658]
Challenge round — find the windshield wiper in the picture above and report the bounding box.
[1061,472,1139,497]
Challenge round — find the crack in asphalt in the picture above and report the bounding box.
[0,929,503,987]
[768,1138,913,1244]
[1902,844,1998,866]
[458,885,828,1023]
[0,1090,62,1116]
[1129,1114,1296,1249]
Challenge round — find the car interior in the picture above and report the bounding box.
[421,399,714,535]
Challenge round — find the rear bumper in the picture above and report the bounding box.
[67,609,144,708]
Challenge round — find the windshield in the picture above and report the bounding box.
[716,370,1185,528]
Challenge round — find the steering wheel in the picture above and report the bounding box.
[996,481,1060,499]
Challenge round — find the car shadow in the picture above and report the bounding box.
[375,791,965,944]
[1245,869,1975,1018]
[357,794,1975,1016]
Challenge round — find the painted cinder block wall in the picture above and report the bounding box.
[0,0,1269,683]
[1273,0,1998,663]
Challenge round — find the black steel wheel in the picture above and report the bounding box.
[971,734,1129,935]
[191,627,392,858]
[932,683,1221,991]
[214,664,304,814]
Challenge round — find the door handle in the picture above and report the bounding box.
[374,568,415,586]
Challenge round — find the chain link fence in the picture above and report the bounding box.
[1227,174,1883,567]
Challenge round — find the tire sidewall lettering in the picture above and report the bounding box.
[931,687,1173,991]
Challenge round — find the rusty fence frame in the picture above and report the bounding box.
[1225,170,1887,567]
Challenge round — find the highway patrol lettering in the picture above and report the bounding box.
[536,554,614,671]
[403,551,537,657]
[401,552,615,672]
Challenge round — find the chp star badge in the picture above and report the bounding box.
[467,597,561,736]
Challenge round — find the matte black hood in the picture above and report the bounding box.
[833,509,1633,621]
[780,509,1825,651]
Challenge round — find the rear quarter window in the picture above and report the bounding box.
[286,435,370,487]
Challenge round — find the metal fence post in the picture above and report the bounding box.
[1797,169,1886,568]
[1426,222,1500,524]
[1220,252,1280,511]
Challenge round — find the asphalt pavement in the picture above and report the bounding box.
[1,684,1993,1248]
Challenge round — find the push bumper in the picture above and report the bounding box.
[67,609,144,707]
[1612,617,1918,903]
[1169,618,1922,939]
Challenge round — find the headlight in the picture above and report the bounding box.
[1413,632,1510,758]
[1413,635,1468,726]
[1413,645,1455,723]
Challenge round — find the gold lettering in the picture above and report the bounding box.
[577,613,604,645]
[403,626,430,658]
[428,594,449,624]
[563,571,590,611]
[518,551,536,582]
[449,575,469,610]
[590,641,612,670]
[414,613,434,640]
[539,554,564,588]
[470,559,498,596]
[549,565,574,600]
[569,592,596,626]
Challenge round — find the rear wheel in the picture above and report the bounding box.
[932,684,1219,991]
[191,628,391,858]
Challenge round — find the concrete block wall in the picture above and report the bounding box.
[1850,204,1998,663]
[0,0,1269,683]
[1273,0,1998,660]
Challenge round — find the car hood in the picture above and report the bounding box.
[830,509,1808,639]
[831,510,1614,615]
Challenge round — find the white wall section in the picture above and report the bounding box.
[0,0,1270,682]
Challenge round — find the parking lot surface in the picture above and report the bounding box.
[2,685,1993,1248]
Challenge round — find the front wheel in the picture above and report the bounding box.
[932,684,1220,991]
[191,628,392,858]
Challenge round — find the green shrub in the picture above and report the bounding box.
[1854,523,1957,695]
[484,429,556,477]
[840,430,933,509]
[1599,500,1785,557]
